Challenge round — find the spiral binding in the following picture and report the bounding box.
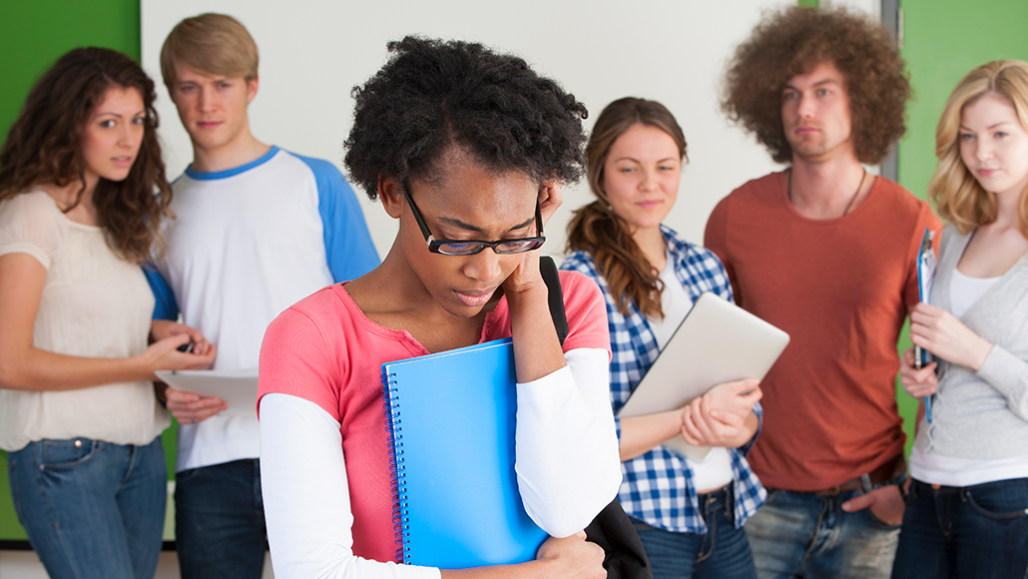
[382,369,412,563]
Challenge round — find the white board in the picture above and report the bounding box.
[141,0,790,259]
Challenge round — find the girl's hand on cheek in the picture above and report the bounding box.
[502,249,544,299]
[538,181,563,225]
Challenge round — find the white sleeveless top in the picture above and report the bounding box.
[649,254,734,491]
[0,190,169,451]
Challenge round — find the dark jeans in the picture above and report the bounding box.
[745,488,900,579]
[175,458,267,579]
[891,477,1028,579]
[633,486,757,579]
[7,437,166,579]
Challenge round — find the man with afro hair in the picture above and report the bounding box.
[704,6,940,578]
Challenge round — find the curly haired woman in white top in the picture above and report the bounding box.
[0,47,214,579]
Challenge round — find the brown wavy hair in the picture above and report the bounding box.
[930,60,1028,238]
[721,6,910,164]
[566,97,686,319]
[0,47,173,264]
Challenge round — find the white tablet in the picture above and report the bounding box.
[156,368,259,418]
[617,292,789,461]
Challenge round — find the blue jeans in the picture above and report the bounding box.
[7,436,166,579]
[632,486,758,579]
[891,478,1028,579]
[175,458,267,579]
[745,488,899,579]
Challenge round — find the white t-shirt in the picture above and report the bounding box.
[0,190,168,451]
[150,148,379,472]
[647,254,734,492]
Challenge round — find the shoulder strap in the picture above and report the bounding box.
[539,256,568,346]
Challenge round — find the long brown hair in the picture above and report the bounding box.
[566,97,687,319]
[0,47,173,264]
[929,60,1028,238]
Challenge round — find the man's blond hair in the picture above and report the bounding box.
[160,13,258,89]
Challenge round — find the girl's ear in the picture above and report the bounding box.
[378,176,404,219]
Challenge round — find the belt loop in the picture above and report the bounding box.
[860,473,873,493]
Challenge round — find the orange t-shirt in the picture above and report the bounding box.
[704,171,941,491]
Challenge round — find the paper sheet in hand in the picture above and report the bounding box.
[155,368,259,418]
[617,292,789,462]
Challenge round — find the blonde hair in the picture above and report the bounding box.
[930,60,1028,237]
[160,13,259,89]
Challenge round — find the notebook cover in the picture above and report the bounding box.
[382,338,548,568]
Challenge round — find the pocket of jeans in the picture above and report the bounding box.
[965,486,1028,521]
[864,505,903,530]
[175,467,201,482]
[40,439,97,470]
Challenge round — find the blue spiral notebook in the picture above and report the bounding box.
[382,338,548,568]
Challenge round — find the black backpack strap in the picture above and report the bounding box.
[540,256,568,346]
[539,255,653,579]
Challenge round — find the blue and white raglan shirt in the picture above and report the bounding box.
[147,146,380,473]
[560,225,766,534]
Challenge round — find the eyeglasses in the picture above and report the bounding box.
[401,185,546,255]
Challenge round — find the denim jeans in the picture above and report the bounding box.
[7,436,166,579]
[632,486,758,579]
[745,488,900,579]
[175,458,267,579]
[891,478,1028,579]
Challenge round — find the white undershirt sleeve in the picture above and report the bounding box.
[514,347,622,538]
[259,393,440,579]
[260,347,620,575]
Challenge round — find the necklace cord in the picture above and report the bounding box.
[788,168,867,217]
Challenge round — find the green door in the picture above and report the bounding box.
[894,0,1028,452]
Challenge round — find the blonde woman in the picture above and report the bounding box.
[893,60,1028,578]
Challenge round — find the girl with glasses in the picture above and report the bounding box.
[257,37,621,579]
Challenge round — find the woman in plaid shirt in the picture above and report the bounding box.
[561,98,766,579]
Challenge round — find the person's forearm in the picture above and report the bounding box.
[0,347,148,391]
[618,411,683,461]
[726,412,759,449]
[506,284,566,383]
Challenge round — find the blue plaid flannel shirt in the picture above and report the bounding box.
[560,225,766,534]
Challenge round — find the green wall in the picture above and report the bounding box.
[898,0,1028,197]
[0,0,147,543]
[0,0,141,142]
[894,0,1028,453]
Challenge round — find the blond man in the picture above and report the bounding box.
[146,13,378,577]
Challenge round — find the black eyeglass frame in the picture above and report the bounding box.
[400,185,546,255]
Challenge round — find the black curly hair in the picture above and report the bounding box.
[344,36,589,199]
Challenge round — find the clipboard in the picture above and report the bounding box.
[914,226,937,421]
[155,368,259,418]
[617,292,789,461]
